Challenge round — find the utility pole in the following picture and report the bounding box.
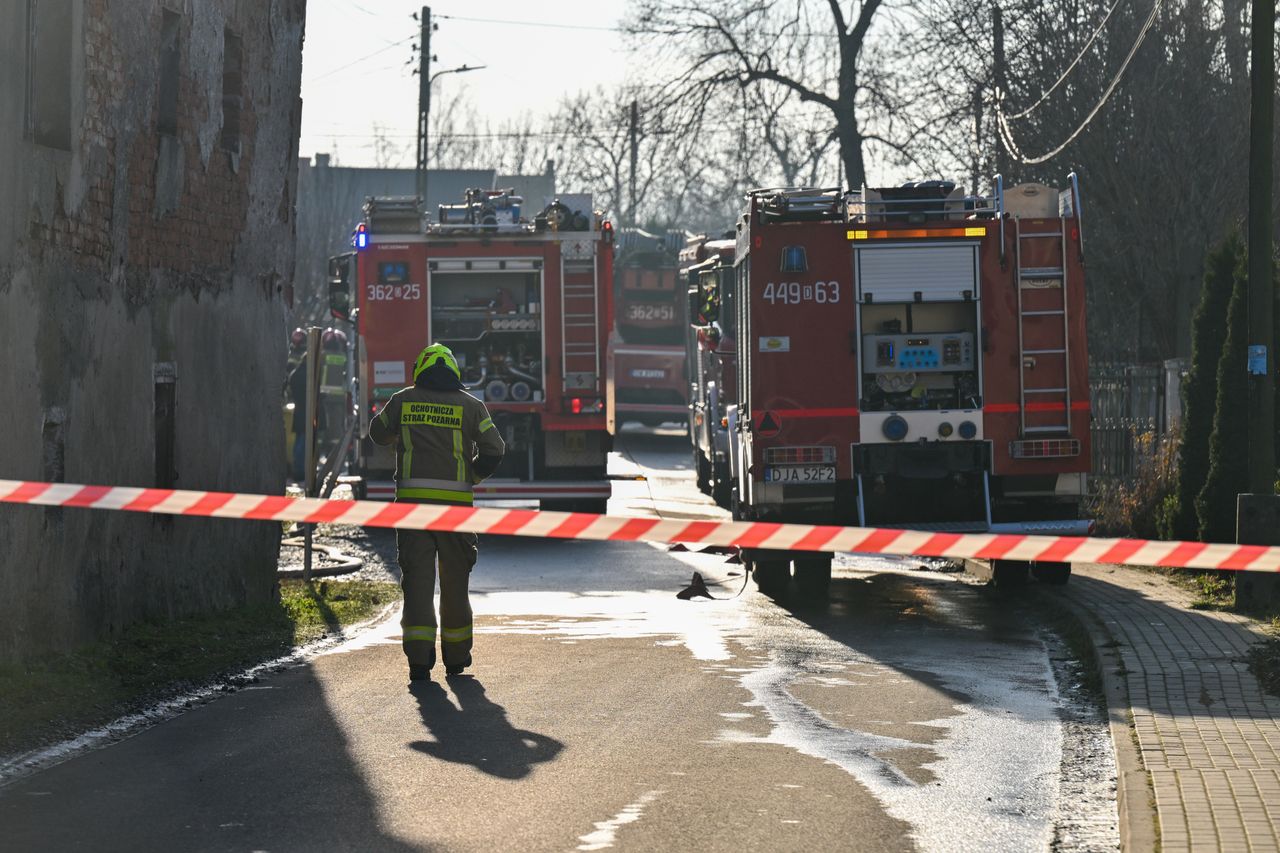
[972,82,983,196]
[628,99,639,226]
[1246,0,1275,495]
[1237,0,1277,612]
[991,5,1008,181]
[415,5,432,205]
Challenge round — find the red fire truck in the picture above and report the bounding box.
[730,178,1091,593]
[606,228,688,428]
[681,235,737,507]
[328,192,614,512]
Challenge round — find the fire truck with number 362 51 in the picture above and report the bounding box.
[328,191,614,512]
[686,177,1092,595]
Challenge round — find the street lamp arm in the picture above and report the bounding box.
[430,64,486,85]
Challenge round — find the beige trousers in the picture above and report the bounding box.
[397,529,478,668]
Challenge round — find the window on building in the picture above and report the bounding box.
[220,29,242,153]
[26,0,73,150]
[157,9,181,136]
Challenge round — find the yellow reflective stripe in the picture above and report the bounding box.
[403,625,437,642]
[452,429,465,481]
[400,424,414,479]
[395,487,474,503]
[400,477,472,492]
[378,407,392,429]
[440,625,473,643]
[479,417,494,433]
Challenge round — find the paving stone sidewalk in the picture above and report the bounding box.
[1065,564,1280,852]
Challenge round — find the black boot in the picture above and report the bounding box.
[445,654,472,676]
[409,664,432,681]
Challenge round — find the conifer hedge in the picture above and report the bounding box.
[1160,232,1240,540]
[1195,243,1251,541]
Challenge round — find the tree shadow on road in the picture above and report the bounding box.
[409,677,563,779]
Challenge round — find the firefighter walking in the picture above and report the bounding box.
[369,344,505,681]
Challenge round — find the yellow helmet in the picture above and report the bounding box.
[413,343,460,383]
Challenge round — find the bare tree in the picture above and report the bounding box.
[627,0,900,188]
[371,122,410,169]
[902,0,1256,361]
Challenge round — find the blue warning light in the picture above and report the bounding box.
[354,223,369,250]
[780,245,808,272]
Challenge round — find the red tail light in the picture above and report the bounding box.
[571,397,583,414]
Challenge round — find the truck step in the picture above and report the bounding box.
[1023,425,1071,434]
[1022,348,1066,355]
[1020,309,1065,316]
[1019,267,1065,280]
[1023,387,1067,394]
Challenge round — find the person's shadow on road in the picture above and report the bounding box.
[408,676,563,779]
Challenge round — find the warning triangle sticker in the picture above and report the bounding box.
[757,411,781,436]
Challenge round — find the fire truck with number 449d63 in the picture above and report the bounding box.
[711,177,1092,595]
[327,192,615,512]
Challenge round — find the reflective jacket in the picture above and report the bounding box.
[368,385,505,505]
[320,353,347,397]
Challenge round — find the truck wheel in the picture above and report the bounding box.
[1031,561,1071,585]
[695,450,712,495]
[795,555,832,597]
[541,499,607,514]
[712,470,731,509]
[992,559,1030,588]
[577,498,609,516]
[753,559,790,597]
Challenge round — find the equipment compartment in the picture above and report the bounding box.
[429,270,545,403]
[858,301,980,412]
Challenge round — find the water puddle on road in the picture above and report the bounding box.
[576,790,665,851]
[317,544,1114,852]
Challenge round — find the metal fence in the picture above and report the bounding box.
[1088,361,1187,482]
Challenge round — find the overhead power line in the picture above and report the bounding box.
[434,13,622,33]
[997,0,1164,165]
[306,35,414,83]
[1004,0,1128,121]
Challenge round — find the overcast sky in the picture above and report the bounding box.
[299,0,631,168]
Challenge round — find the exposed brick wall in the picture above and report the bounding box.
[0,0,308,663]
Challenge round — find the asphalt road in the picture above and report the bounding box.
[0,427,1117,852]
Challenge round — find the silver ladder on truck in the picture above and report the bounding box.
[1013,178,1080,437]
[560,249,601,393]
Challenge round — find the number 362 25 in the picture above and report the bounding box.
[367,283,421,301]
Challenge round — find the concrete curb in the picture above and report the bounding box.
[964,560,1158,852]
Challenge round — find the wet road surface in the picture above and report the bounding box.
[0,429,1117,851]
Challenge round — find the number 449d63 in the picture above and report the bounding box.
[762,281,840,305]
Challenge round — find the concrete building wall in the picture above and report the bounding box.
[0,0,307,662]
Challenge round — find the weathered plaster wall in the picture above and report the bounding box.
[0,0,307,662]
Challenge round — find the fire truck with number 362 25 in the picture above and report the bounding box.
[328,191,614,512]
[686,176,1092,594]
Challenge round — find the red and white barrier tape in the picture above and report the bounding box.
[2,478,1278,572]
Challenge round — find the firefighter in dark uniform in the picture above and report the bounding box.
[369,344,505,680]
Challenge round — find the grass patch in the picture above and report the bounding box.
[0,579,399,760]
[1154,567,1235,611]
[1247,635,1280,699]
